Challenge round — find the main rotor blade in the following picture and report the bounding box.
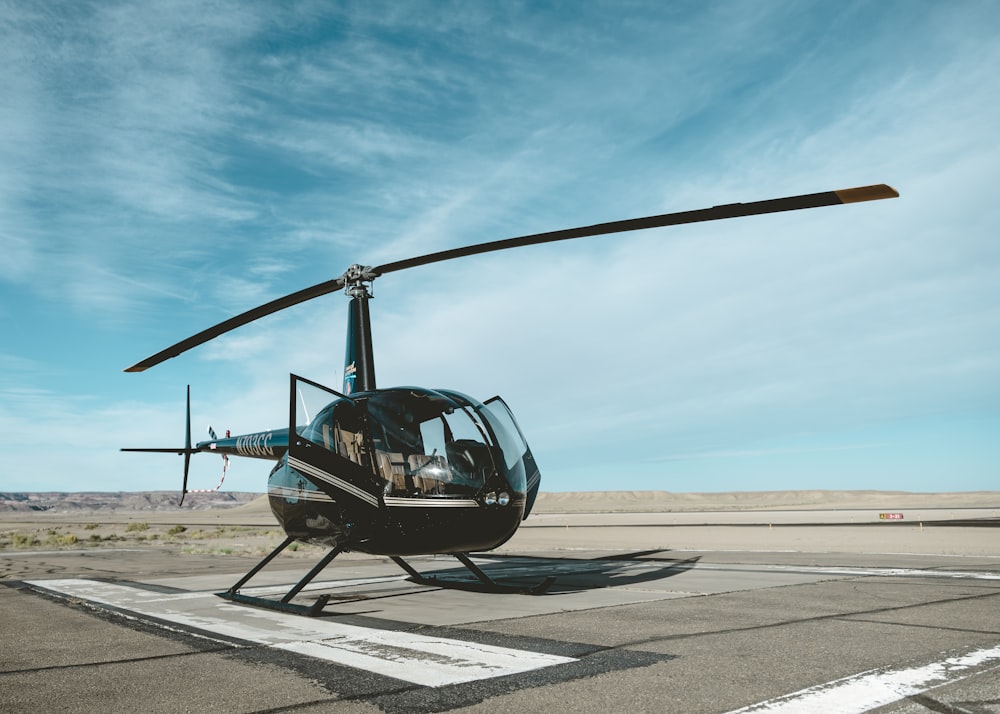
[124,277,345,372]
[373,184,898,277]
[125,184,896,373]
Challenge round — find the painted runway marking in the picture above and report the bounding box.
[726,643,1000,713]
[26,579,575,687]
[680,562,1000,581]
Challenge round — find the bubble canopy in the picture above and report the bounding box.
[299,385,529,499]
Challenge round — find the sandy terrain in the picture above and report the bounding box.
[533,489,1000,511]
[2,490,997,576]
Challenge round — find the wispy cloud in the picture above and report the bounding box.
[3,1,999,491]
[650,441,889,464]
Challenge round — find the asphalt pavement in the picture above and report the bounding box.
[2,517,999,713]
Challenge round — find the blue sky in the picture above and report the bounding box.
[2,1,998,494]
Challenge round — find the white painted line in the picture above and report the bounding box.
[759,565,1000,581]
[669,548,1000,559]
[691,562,1000,581]
[26,579,575,687]
[726,644,1000,713]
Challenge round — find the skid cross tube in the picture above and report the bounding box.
[216,536,342,616]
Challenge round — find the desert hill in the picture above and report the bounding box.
[3,489,996,514]
[533,490,1000,512]
[0,491,262,513]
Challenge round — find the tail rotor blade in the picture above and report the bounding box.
[180,385,192,506]
[181,452,191,506]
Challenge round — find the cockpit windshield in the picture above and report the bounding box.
[366,388,498,498]
[478,396,529,494]
[294,379,529,501]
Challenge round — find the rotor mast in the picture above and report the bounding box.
[343,264,377,395]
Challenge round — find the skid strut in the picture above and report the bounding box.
[217,536,343,617]
[392,553,555,595]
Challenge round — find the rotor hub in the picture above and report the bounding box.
[343,264,376,299]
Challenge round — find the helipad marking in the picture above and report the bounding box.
[686,562,1000,581]
[26,578,575,687]
[726,643,1000,713]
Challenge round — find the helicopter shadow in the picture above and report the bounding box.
[411,550,702,595]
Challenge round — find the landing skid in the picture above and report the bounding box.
[216,538,556,617]
[393,553,556,595]
[217,536,341,617]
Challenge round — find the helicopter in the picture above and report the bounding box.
[124,183,898,614]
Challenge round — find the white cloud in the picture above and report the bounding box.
[4,1,999,492]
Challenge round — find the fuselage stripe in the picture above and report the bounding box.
[383,497,479,508]
[288,456,379,507]
[267,486,335,503]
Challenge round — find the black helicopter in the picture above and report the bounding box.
[124,183,898,614]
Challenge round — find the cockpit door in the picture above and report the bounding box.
[481,396,541,519]
[287,374,381,511]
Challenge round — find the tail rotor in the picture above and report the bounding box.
[180,385,192,506]
[120,385,199,506]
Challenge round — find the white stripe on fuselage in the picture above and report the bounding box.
[383,496,479,508]
[288,456,379,507]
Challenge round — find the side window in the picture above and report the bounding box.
[303,401,368,468]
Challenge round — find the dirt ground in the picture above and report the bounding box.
[2,490,997,580]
